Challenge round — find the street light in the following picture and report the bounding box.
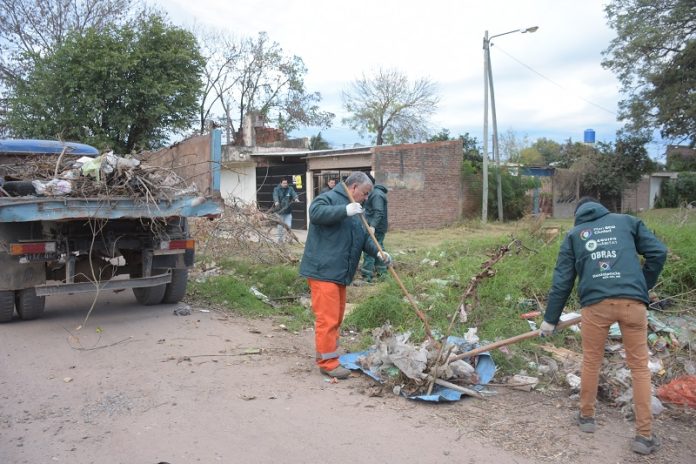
[482,26,538,223]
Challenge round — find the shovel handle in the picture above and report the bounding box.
[448,315,583,362]
[342,181,435,342]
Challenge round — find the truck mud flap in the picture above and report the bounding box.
[35,273,172,297]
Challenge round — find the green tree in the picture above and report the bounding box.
[6,14,203,152]
[309,132,330,150]
[519,147,544,165]
[603,0,696,144]
[342,68,439,145]
[572,137,655,210]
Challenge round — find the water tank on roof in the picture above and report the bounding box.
[583,129,596,144]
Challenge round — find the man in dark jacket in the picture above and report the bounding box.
[272,177,299,243]
[360,175,389,282]
[320,178,336,194]
[299,172,391,379]
[541,197,667,455]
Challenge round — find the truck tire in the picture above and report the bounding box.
[133,284,166,306]
[0,291,15,323]
[15,288,45,320]
[162,269,189,304]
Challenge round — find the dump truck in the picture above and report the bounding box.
[0,137,222,322]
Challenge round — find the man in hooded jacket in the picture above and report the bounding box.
[360,174,389,282]
[299,171,391,379]
[541,197,667,455]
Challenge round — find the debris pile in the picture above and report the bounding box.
[357,324,482,397]
[189,197,299,264]
[0,152,197,201]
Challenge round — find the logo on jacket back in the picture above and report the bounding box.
[579,229,592,240]
[599,261,611,271]
[585,240,598,251]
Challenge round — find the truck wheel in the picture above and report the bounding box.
[0,291,15,323]
[15,288,45,320]
[162,269,189,304]
[133,284,166,306]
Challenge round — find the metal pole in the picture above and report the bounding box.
[487,47,504,221]
[481,31,489,223]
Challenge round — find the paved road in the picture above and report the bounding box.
[0,290,533,464]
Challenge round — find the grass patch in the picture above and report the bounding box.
[190,208,694,375]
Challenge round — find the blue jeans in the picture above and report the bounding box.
[276,213,292,242]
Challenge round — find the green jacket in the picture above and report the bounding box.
[272,184,298,215]
[365,184,388,233]
[544,202,667,325]
[299,183,381,285]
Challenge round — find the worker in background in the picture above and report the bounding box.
[272,177,299,243]
[320,178,336,194]
[360,173,389,283]
[540,197,667,455]
[299,171,391,379]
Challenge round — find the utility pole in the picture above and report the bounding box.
[482,26,539,223]
[481,31,489,223]
[487,49,504,221]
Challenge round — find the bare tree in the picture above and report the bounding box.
[194,31,333,143]
[0,0,135,83]
[194,26,242,138]
[342,68,439,145]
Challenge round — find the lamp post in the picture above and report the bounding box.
[482,26,538,222]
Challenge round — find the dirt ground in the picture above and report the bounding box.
[1,291,694,464]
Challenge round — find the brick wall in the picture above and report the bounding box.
[622,176,651,213]
[374,141,463,230]
[142,134,214,196]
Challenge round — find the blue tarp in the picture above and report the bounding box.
[339,336,496,403]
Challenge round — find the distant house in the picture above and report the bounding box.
[220,122,475,230]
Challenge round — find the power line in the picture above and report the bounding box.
[493,45,617,116]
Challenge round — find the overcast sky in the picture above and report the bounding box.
[154,0,666,157]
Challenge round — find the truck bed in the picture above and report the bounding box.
[0,195,222,222]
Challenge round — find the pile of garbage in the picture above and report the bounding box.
[0,152,197,200]
[356,324,482,397]
[510,294,696,414]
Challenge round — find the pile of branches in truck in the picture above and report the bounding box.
[0,151,197,201]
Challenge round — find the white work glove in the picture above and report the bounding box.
[539,321,556,337]
[346,202,363,216]
[274,201,279,207]
[378,251,392,266]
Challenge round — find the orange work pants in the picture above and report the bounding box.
[307,278,346,370]
[580,298,652,437]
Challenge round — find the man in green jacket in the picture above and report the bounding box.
[541,197,667,455]
[299,172,391,379]
[272,177,299,243]
[360,174,389,282]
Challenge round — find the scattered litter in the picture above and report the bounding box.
[63,377,73,383]
[510,374,539,391]
[520,311,541,320]
[173,304,191,316]
[250,286,274,306]
[239,394,256,401]
[278,324,288,331]
[526,320,538,331]
[651,396,665,415]
[560,312,581,332]
[324,377,339,384]
[463,327,479,344]
[420,258,439,267]
[198,309,210,313]
[32,179,72,196]
[566,373,581,391]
